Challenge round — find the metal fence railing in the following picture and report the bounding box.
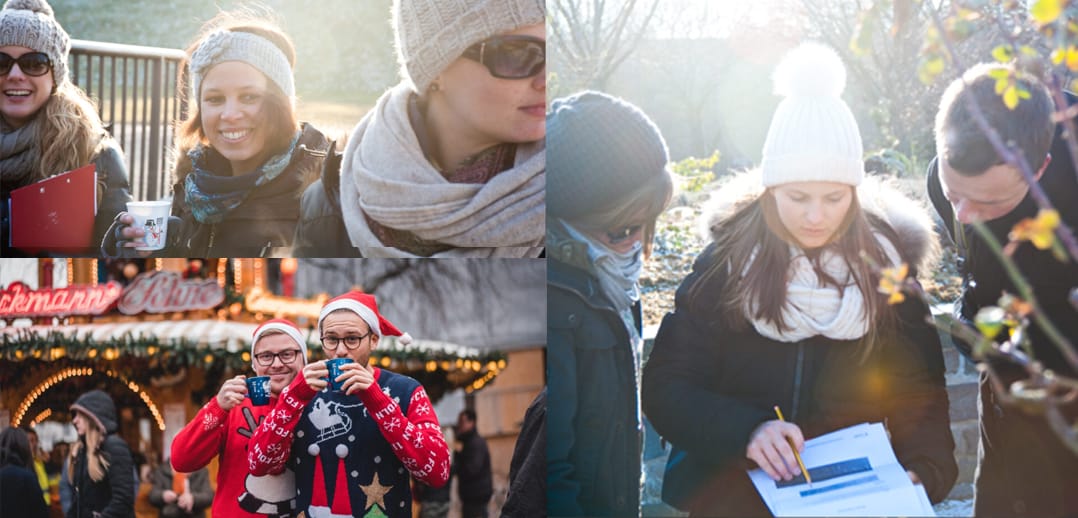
[69,39,188,203]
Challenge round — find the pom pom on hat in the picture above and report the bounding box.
[4,0,52,16]
[760,41,864,188]
[773,41,847,99]
[318,291,412,345]
[252,318,308,366]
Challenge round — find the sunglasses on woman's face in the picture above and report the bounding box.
[462,35,545,79]
[0,52,51,77]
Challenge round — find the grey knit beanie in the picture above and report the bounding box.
[547,91,670,220]
[190,29,295,103]
[392,0,545,93]
[0,0,70,85]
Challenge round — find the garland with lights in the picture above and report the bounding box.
[1,329,509,402]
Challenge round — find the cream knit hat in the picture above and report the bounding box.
[392,0,545,93]
[0,0,70,85]
[760,42,864,187]
[190,29,295,102]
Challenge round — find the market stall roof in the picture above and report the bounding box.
[0,320,483,357]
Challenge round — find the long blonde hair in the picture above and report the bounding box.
[34,81,107,183]
[68,411,110,483]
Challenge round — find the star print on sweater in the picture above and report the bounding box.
[247,367,450,518]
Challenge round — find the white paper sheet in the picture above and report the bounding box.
[748,422,935,517]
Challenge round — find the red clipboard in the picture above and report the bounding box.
[8,164,97,253]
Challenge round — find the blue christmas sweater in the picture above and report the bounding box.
[248,366,450,518]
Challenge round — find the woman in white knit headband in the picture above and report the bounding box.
[641,42,958,516]
[0,0,131,257]
[106,9,332,256]
[293,0,546,258]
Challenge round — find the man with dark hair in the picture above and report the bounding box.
[928,62,1078,517]
[454,409,493,518]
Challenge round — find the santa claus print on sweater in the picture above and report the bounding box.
[248,366,450,518]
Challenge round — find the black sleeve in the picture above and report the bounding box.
[92,142,133,252]
[502,388,546,518]
[883,288,959,503]
[99,436,135,518]
[292,179,360,258]
[641,249,772,468]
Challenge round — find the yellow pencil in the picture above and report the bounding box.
[773,405,812,485]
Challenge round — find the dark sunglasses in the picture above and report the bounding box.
[0,52,51,77]
[462,35,545,79]
[606,225,643,245]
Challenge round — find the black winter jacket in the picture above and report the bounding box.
[169,122,330,256]
[291,142,361,257]
[68,391,135,518]
[643,182,957,517]
[547,246,643,517]
[454,429,493,505]
[927,111,1078,517]
[1,137,130,257]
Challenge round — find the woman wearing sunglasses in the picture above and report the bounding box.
[293,0,545,257]
[641,44,956,516]
[0,0,130,257]
[546,91,674,517]
[105,10,331,256]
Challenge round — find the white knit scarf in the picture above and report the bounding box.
[339,83,546,258]
[746,234,901,342]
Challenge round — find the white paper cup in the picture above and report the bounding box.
[126,200,172,251]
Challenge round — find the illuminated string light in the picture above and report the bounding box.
[90,260,98,286]
[12,367,166,431]
[155,258,163,272]
[233,259,242,293]
[254,259,263,290]
[66,258,74,286]
[32,409,52,426]
[217,259,226,288]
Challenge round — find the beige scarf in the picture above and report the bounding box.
[746,233,901,342]
[339,83,545,258]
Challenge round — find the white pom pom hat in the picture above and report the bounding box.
[761,42,864,187]
[252,318,308,367]
[318,291,413,345]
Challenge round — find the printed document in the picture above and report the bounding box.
[748,422,935,517]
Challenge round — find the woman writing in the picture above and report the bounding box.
[68,389,135,518]
[107,10,330,257]
[295,0,546,257]
[0,0,130,257]
[641,43,957,516]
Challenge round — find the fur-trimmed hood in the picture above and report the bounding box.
[699,170,939,275]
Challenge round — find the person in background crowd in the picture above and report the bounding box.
[927,62,1078,518]
[0,0,130,257]
[546,90,674,517]
[454,409,493,518]
[1,426,50,518]
[170,318,309,517]
[294,0,546,257]
[105,8,330,257]
[149,459,213,518]
[68,389,135,518]
[24,426,50,505]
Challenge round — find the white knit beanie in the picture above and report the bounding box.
[760,42,864,187]
[392,0,546,93]
[0,0,69,85]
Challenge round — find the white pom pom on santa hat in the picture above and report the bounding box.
[318,291,412,344]
[772,41,847,99]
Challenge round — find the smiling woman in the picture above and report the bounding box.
[103,9,332,257]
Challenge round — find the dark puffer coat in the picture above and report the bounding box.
[68,390,135,518]
[642,179,957,516]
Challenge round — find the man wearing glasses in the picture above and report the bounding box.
[247,291,450,518]
[171,318,309,517]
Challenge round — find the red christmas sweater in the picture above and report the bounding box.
[170,397,297,518]
[248,367,450,518]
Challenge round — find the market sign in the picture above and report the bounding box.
[0,271,224,319]
[118,271,224,314]
[0,281,122,318]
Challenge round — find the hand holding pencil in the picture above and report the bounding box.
[745,406,811,484]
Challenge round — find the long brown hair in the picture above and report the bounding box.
[687,186,901,357]
[172,11,299,185]
[33,82,107,183]
[68,411,110,483]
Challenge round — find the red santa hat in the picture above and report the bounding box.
[318,291,412,345]
[252,318,308,367]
